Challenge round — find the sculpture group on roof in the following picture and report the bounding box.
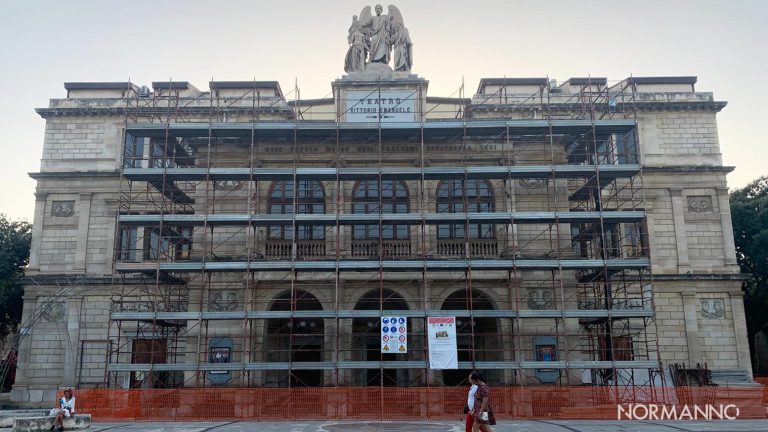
[344,4,413,73]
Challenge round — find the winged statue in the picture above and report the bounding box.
[344,4,412,72]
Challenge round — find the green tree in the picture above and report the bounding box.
[730,176,768,371]
[0,215,31,341]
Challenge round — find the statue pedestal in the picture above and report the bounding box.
[333,70,428,123]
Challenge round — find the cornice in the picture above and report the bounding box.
[36,106,295,119]
[643,165,735,174]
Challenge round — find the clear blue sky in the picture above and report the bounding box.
[1,0,766,221]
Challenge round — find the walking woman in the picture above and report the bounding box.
[469,372,496,432]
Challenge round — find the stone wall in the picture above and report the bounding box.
[15,77,752,399]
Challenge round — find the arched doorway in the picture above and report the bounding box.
[266,289,324,387]
[440,289,501,385]
[352,288,410,386]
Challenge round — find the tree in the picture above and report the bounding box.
[730,176,768,371]
[0,215,31,341]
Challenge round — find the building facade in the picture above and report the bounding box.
[12,73,750,402]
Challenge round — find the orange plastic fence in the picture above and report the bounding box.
[66,386,768,421]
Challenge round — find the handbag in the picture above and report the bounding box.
[480,412,489,421]
[49,408,57,417]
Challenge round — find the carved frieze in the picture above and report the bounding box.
[40,302,66,322]
[701,298,725,319]
[519,178,547,190]
[214,180,243,191]
[209,291,238,312]
[528,289,555,310]
[687,196,713,213]
[51,200,75,217]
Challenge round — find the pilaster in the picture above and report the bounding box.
[670,189,690,272]
[74,193,92,271]
[681,292,701,364]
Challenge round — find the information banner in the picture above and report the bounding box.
[381,316,407,353]
[346,90,416,122]
[428,317,458,369]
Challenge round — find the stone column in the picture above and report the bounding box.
[730,291,753,374]
[669,189,690,272]
[10,296,37,402]
[63,298,82,386]
[681,292,701,365]
[323,317,337,386]
[28,193,47,270]
[336,318,353,385]
[74,193,93,272]
[499,318,516,385]
[717,187,739,267]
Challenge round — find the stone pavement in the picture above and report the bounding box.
[83,420,768,432]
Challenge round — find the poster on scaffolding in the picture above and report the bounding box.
[428,317,458,369]
[381,316,407,353]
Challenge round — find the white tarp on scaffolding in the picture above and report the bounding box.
[428,317,458,369]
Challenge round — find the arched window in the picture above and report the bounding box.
[436,179,495,239]
[268,181,325,240]
[352,180,410,240]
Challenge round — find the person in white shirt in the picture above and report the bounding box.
[50,389,75,432]
[465,372,479,432]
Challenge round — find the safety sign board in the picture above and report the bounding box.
[381,316,407,353]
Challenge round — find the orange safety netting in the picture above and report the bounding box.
[65,386,768,421]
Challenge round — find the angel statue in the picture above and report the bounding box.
[389,12,412,72]
[344,15,369,73]
[351,4,412,72]
[358,4,391,65]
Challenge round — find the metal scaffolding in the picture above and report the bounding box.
[102,76,661,392]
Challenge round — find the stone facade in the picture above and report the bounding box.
[13,76,750,402]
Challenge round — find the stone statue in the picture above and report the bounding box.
[360,4,390,65]
[344,15,368,73]
[389,10,412,72]
[351,4,413,72]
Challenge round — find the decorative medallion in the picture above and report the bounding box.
[214,180,243,191]
[51,200,75,217]
[701,298,725,319]
[528,289,555,310]
[687,196,713,213]
[40,302,66,322]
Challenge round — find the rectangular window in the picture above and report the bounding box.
[118,226,138,261]
[144,228,169,260]
[123,135,144,168]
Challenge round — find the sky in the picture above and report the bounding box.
[0,0,766,221]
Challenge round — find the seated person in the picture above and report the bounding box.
[49,389,75,432]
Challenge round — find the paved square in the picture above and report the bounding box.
[85,420,768,432]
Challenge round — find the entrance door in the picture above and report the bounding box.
[366,343,397,386]
[290,342,322,387]
[130,338,167,388]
